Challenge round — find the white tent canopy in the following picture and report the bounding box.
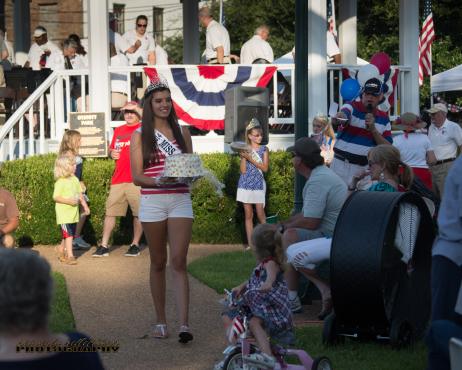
[431,64,462,93]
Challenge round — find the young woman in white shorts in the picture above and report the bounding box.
[130,73,194,343]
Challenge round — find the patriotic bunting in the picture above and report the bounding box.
[144,66,277,131]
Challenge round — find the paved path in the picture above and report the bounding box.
[33,244,321,370]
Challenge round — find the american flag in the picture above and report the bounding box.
[419,0,435,83]
[220,0,226,28]
[227,316,245,342]
[328,0,337,37]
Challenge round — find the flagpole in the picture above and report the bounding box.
[219,0,223,24]
[429,44,433,106]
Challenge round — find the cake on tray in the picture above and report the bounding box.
[163,153,206,178]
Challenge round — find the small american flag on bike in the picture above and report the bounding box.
[227,316,245,342]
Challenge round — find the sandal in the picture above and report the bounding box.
[178,325,193,343]
[154,324,168,339]
[55,245,66,255]
[67,256,78,265]
[58,252,67,263]
[244,353,275,369]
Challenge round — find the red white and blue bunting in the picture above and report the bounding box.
[432,93,462,113]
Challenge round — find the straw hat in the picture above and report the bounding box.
[393,112,427,131]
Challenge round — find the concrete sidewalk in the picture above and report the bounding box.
[33,244,321,370]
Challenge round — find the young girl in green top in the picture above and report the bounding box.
[53,155,90,265]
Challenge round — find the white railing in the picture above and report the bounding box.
[0,64,412,162]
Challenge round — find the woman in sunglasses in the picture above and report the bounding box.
[286,145,414,320]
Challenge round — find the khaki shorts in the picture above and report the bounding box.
[106,182,141,217]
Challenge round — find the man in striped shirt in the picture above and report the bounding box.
[331,78,392,189]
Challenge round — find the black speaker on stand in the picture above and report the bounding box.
[224,86,269,145]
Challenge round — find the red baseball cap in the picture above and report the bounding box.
[120,101,140,111]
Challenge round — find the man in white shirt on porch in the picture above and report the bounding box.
[109,13,141,56]
[24,26,59,70]
[122,15,156,100]
[240,25,273,64]
[426,103,462,199]
[109,43,129,109]
[122,15,156,66]
[199,7,230,65]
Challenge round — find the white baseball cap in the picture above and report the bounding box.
[33,26,47,38]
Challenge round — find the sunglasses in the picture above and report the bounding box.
[291,152,299,158]
[124,110,136,114]
[368,160,377,166]
[137,24,147,28]
[262,31,270,38]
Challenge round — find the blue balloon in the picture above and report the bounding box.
[340,79,361,101]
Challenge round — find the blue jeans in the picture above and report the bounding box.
[425,320,462,370]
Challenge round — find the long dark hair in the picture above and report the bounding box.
[141,87,188,169]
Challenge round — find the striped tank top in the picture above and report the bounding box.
[136,127,190,195]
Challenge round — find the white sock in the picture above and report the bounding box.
[289,291,298,300]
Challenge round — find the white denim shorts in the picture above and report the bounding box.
[138,193,194,222]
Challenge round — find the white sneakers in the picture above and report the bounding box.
[290,296,302,314]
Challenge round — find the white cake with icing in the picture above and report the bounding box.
[164,154,206,178]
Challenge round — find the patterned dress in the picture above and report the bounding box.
[224,258,296,346]
[367,182,398,192]
[236,145,266,205]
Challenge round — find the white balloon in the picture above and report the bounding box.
[357,64,380,87]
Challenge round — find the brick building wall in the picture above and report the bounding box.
[5,0,84,49]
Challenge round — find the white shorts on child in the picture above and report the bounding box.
[236,181,266,206]
[138,193,194,222]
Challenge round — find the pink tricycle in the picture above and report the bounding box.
[220,290,333,370]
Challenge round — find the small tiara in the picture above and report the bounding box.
[314,110,329,122]
[145,73,169,98]
[246,118,261,131]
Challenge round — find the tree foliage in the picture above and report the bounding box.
[164,0,462,114]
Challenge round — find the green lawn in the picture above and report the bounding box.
[187,251,428,370]
[49,271,76,333]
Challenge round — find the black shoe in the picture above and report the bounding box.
[125,244,140,257]
[92,245,109,257]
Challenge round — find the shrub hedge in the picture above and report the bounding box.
[1,151,295,246]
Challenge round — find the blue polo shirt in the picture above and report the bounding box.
[432,155,462,265]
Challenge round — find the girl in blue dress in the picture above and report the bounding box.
[236,119,269,249]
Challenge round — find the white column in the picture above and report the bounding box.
[87,0,111,139]
[12,0,31,66]
[399,0,420,114]
[339,0,357,65]
[307,0,327,131]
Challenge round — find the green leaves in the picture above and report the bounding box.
[5,151,295,246]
